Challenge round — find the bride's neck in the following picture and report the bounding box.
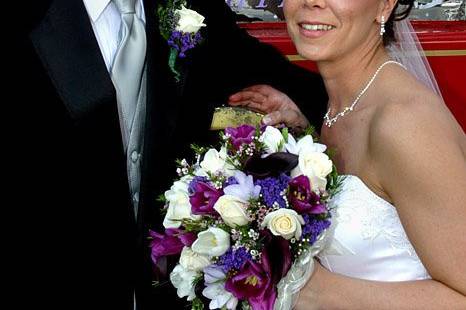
[318,43,390,113]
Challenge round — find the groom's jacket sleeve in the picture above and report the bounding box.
[191,0,328,130]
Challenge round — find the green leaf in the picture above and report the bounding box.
[157,193,167,203]
[191,297,205,310]
[168,48,181,82]
[281,127,289,143]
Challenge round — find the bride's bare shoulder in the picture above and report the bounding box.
[372,67,462,142]
[368,68,465,161]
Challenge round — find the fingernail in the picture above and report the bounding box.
[262,115,272,125]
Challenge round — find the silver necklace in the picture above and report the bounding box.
[324,60,406,128]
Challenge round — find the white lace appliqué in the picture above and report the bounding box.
[333,176,419,259]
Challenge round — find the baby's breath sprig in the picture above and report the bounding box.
[232,225,262,257]
[206,171,227,189]
[290,237,311,259]
[190,143,209,157]
[175,158,194,176]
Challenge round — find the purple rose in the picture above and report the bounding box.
[288,175,326,214]
[149,229,196,265]
[225,125,256,150]
[225,253,276,310]
[189,181,223,215]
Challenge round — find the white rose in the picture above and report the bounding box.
[163,176,200,229]
[175,5,206,34]
[213,195,250,227]
[170,264,198,301]
[200,147,235,176]
[261,126,285,154]
[261,208,305,240]
[291,150,333,191]
[179,246,211,272]
[192,227,230,257]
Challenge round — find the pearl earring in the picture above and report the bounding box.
[380,15,386,36]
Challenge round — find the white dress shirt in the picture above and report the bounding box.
[83,0,146,72]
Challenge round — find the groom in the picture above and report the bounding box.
[14,0,326,309]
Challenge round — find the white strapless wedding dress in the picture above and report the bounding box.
[317,175,431,281]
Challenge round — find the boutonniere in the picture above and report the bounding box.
[158,0,206,81]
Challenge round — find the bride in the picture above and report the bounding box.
[231,0,466,308]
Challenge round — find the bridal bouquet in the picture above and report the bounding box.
[150,125,340,310]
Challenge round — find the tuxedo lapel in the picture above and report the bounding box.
[30,0,115,120]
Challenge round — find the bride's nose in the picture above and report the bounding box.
[303,0,327,9]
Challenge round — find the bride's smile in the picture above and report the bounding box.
[298,22,336,39]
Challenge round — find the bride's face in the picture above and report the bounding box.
[284,0,384,62]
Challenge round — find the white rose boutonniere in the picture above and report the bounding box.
[175,5,206,34]
[158,1,206,81]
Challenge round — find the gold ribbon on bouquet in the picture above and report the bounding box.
[210,107,264,130]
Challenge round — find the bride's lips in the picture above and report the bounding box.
[298,22,336,39]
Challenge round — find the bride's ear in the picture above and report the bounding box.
[376,0,397,23]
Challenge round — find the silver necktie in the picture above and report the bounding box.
[111,0,147,151]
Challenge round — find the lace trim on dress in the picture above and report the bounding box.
[334,175,420,260]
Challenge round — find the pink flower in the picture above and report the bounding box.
[149,228,196,264]
[224,249,277,310]
[225,125,256,151]
[288,175,326,214]
[189,181,223,215]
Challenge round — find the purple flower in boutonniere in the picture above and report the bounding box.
[158,1,206,81]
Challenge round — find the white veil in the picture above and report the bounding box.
[386,17,443,98]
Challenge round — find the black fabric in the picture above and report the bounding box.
[11,0,327,309]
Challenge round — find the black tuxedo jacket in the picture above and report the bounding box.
[12,0,327,309]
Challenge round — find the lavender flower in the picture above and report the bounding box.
[216,247,252,273]
[224,171,261,201]
[188,176,208,195]
[203,265,239,310]
[224,176,239,187]
[302,215,331,245]
[255,173,290,208]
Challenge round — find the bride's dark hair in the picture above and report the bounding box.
[384,0,415,45]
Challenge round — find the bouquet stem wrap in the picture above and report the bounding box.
[274,229,331,310]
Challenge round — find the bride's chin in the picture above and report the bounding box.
[296,46,326,62]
